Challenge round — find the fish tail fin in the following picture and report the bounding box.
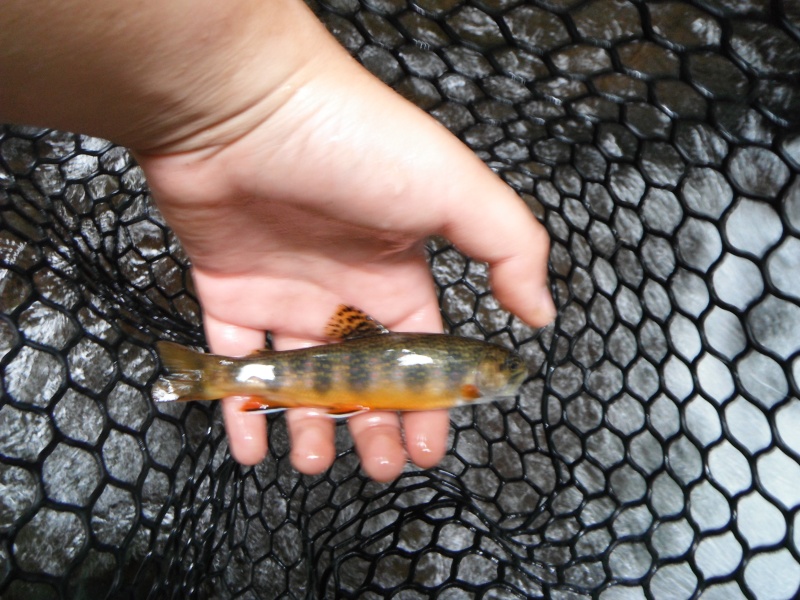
[153,341,218,402]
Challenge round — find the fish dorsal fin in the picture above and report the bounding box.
[325,305,390,340]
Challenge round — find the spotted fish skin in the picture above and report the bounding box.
[152,333,528,414]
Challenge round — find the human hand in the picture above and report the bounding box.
[131,0,554,482]
[0,0,552,481]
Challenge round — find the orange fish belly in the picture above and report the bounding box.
[232,382,463,414]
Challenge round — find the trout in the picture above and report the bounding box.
[152,305,528,416]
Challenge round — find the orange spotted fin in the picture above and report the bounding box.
[325,305,390,340]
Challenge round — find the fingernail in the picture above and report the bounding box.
[413,433,432,455]
[362,432,405,481]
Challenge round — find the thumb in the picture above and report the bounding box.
[441,180,555,328]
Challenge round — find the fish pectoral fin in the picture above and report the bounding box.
[324,409,369,420]
[238,398,287,415]
[324,305,390,340]
[243,407,288,416]
[461,384,482,400]
[242,404,368,419]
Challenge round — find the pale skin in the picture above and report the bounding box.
[1,0,555,481]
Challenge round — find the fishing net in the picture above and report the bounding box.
[2,0,799,598]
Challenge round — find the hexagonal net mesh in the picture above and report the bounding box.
[1,0,799,598]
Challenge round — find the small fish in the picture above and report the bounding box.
[152,305,528,416]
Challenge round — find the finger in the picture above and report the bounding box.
[270,333,337,476]
[191,267,341,340]
[220,397,268,466]
[203,312,268,465]
[402,409,450,469]
[269,290,447,480]
[442,183,556,328]
[285,408,336,475]
[323,88,554,328]
[305,71,556,328]
[377,289,449,472]
[191,263,436,342]
[348,411,406,482]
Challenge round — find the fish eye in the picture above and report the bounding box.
[503,354,524,371]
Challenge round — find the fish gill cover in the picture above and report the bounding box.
[1,0,799,598]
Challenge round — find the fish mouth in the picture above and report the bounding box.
[506,369,529,394]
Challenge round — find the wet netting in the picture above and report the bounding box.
[1,0,799,598]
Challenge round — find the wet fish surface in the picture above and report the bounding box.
[152,305,528,416]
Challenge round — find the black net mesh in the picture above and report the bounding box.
[2,0,800,598]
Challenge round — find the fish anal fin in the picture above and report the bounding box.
[461,384,481,400]
[325,305,390,340]
[239,397,367,419]
[325,409,369,419]
[243,407,288,416]
[322,403,371,419]
[240,398,271,413]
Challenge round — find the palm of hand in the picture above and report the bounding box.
[136,51,552,482]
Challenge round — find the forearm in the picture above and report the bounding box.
[0,0,334,151]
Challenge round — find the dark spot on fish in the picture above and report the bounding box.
[443,357,465,388]
[348,353,370,392]
[268,363,282,390]
[313,354,333,395]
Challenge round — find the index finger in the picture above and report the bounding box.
[345,299,450,478]
[203,314,269,466]
[441,183,555,328]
